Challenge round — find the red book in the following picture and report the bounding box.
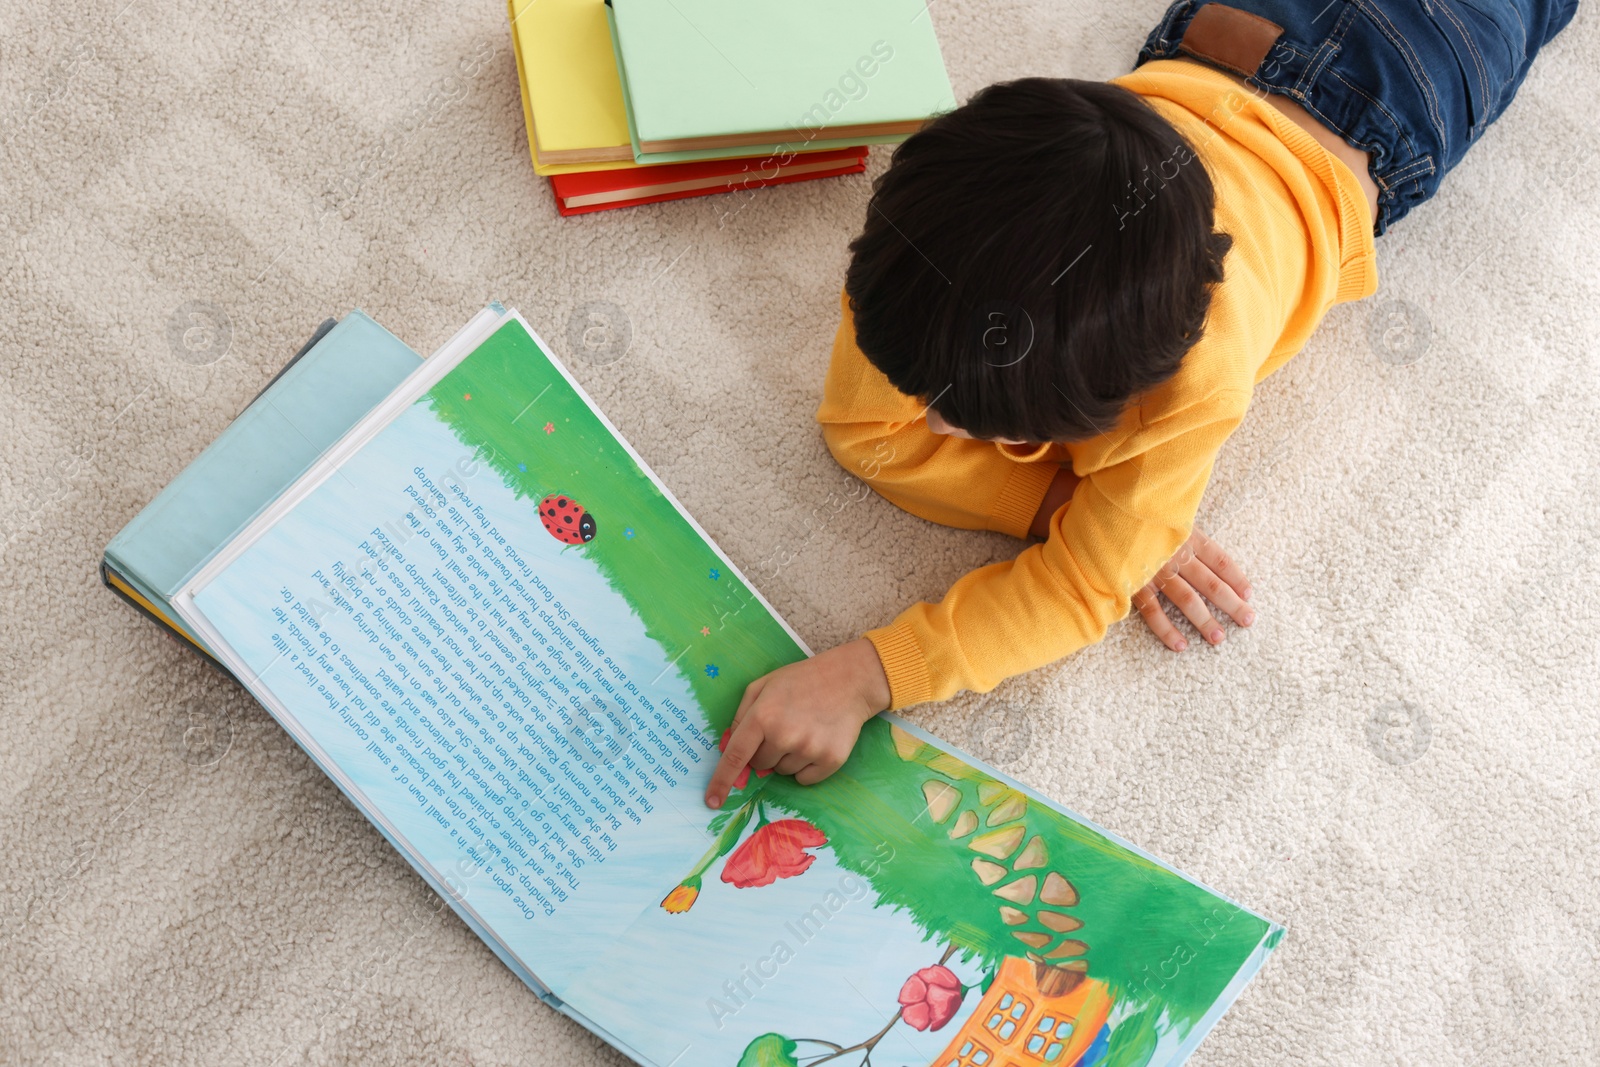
[549,147,868,216]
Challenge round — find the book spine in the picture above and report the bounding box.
[555,160,867,216]
[234,317,338,418]
[100,560,233,675]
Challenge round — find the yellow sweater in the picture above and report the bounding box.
[817,60,1379,709]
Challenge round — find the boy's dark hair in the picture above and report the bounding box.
[845,77,1232,443]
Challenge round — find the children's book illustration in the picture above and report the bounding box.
[179,312,1279,1067]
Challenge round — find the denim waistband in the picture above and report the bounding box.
[1137,0,1579,232]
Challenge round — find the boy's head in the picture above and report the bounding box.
[845,77,1232,444]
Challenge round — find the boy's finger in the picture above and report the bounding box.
[1178,557,1256,628]
[793,761,836,786]
[1157,572,1225,645]
[1132,583,1188,651]
[749,736,787,773]
[705,677,771,807]
[705,719,763,809]
[773,752,810,777]
[1191,533,1252,601]
[731,676,767,730]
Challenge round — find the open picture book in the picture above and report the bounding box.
[172,306,1282,1067]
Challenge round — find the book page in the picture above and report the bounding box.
[180,314,1279,1067]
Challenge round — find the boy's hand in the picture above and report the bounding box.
[704,638,891,808]
[1132,529,1256,650]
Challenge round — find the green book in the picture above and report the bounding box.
[606,0,957,164]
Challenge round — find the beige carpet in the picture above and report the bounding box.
[3,0,1598,1063]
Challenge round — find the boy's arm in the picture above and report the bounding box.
[703,387,1252,808]
[866,388,1252,708]
[817,294,1061,539]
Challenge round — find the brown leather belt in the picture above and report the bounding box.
[1177,2,1286,78]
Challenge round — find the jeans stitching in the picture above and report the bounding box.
[1459,0,1526,54]
[1351,0,1448,143]
[1253,40,1311,97]
[1297,38,1341,97]
[1297,0,1360,97]
[1385,156,1437,186]
[1506,1,1528,49]
[1359,0,1447,137]
[1265,39,1314,72]
[1404,174,1432,209]
[1286,21,1332,98]
[1325,67,1421,161]
[1431,0,1495,129]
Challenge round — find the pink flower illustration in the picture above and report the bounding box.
[898,965,963,1031]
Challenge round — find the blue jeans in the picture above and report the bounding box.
[1137,0,1581,232]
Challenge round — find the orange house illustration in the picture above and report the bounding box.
[932,957,1113,1067]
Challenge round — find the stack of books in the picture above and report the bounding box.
[104,309,1281,1067]
[508,0,957,215]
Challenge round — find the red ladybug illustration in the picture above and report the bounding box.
[539,494,597,545]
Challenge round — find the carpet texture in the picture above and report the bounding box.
[2,0,1597,1064]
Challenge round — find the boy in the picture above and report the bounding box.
[706,0,1579,807]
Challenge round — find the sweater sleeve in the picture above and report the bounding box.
[863,388,1252,709]
[816,295,1060,539]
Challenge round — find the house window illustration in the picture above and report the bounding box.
[984,990,1032,1042]
[934,957,1113,1067]
[940,1037,994,1066]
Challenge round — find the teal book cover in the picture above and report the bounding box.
[176,311,1279,1067]
[607,0,957,163]
[104,311,422,653]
